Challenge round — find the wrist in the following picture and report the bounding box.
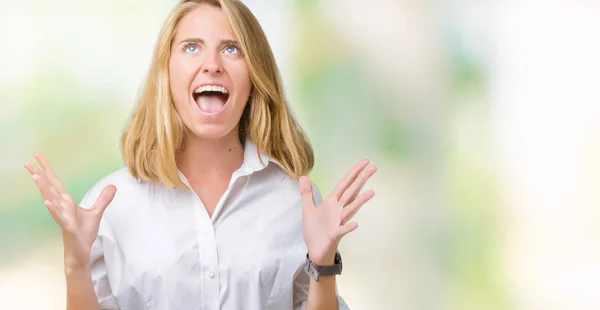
[64,260,90,276]
[308,252,336,266]
[63,250,90,272]
[307,247,338,266]
[305,250,343,282]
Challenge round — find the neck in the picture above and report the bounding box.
[178,130,244,182]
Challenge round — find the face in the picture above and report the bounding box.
[169,4,251,140]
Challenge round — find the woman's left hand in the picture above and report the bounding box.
[299,159,377,266]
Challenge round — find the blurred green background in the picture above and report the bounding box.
[2,0,600,309]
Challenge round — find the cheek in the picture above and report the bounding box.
[169,57,196,98]
[226,61,252,96]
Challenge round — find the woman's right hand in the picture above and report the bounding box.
[24,154,116,269]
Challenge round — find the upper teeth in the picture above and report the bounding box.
[194,85,228,94]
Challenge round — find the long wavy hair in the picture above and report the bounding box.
[120,0,314,190]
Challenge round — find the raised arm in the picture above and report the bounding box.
[25,154,116,310]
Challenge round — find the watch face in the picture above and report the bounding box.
[335,251,343,270]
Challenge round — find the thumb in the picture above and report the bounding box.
[91,185,117,218]
[299,176,315,209]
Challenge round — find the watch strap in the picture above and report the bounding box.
[305,251,343,281]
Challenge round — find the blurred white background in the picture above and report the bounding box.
[1,0,599,309]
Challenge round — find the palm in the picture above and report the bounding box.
[66,205,106,264]
[300,159,377,265]
[302,196,347,262]
[24,154,116,267]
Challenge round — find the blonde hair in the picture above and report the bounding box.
[120,0,314,189]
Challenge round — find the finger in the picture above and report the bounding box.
[33,173,77,222]
[341,190,375,224]
[90,185,117,218]
[24,161,42,176]
[35,153,67,194]
[298,176,315,210]
[34,173,65,204]
[44,200,63,224]
[337,222,359,238]
[330,159,370,201]
[57,196,76,222]
[339,165,377,206]
[31,173,54,202]
[26,160,64,199]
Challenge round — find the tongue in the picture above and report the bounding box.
[196,95,226,113]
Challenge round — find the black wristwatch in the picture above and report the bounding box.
[305,251,343,282]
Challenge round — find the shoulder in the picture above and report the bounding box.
[260,163,325,206]
[79,167,146,209]
[80,167,165,239]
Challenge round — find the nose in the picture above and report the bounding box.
[201,50,223,74]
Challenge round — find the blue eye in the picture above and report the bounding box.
[224,45,240,55]
[184,43,198,53]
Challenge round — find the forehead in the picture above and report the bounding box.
[175,4,235,40]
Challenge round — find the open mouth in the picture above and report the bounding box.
[193,85,230,114]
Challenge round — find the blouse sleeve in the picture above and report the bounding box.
[292,267,350,310]
[90,236,119,309]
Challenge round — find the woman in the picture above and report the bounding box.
[24,0,376,309]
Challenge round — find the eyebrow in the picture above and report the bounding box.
[178,38,240,47]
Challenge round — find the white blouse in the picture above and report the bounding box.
[80,139,349,310]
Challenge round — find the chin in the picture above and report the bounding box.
[186,121,239,141]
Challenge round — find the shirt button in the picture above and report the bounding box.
[206,271,214,279]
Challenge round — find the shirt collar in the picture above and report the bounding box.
[241,137,284,174]
[177,137,283,186]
